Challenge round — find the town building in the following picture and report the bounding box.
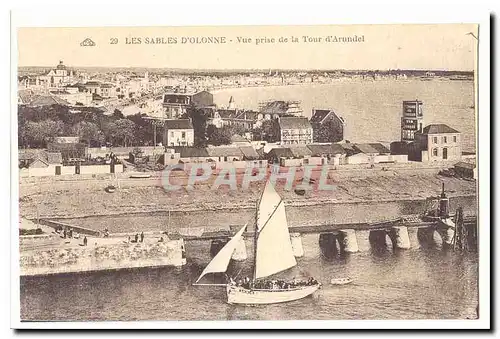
[83,81,117,99]
[163,90,214,119]
[454,161,477,180]
[408,124,462,162]
[341,142,407,165]
[20,93,71,107]
[259,100,303,117]
[18,61,76,90]
[278,117,313,145]
[310,108,346,143]
[163,119,194,147]
[401,100,424,142]
[210,109,262,130]
[49,87,93,106]
[307,143,347,166]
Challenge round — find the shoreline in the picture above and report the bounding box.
[40,192,477,222]
[208,78,474,95]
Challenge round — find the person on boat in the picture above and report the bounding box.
[83,236,88,246]
[140,232,144,243]
[134,233,139,243]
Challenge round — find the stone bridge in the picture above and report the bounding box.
[170,214,478,262]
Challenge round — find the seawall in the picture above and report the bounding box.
[20,238,186,277]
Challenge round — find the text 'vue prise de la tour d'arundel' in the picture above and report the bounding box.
[123,35,365,45]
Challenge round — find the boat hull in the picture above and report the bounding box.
[226,283,320,305]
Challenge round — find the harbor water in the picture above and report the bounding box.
[20,79,478,321]
[212,79,476,152]
[20,238,478,321]
[20,196,478,321]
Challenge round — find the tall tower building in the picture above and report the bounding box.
[401,100,424,142]
[228,96,235,109]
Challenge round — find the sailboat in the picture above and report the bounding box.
[194,181,321,305]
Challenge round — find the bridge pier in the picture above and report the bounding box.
[231,237,247,261]
[390,226,411,250]
[356,230,371,252]
[210,239,229,257]
[339,229,359,253]
[171,238,187,266]
[436,227,455,247]
[369,230,389,249]
[407,228,420,249]
[417,227,436,247]
[290,233,304,257]
[319,233,339,258]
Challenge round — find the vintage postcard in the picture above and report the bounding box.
[11,11,490,330]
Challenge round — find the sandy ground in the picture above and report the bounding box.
[18,163,476,222]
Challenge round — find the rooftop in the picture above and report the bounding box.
[260,100,302,114]
[173,147,210,158]
[267,147,294,159]
[354,143,391,154]
[306,143,346,156]
[206,147,243,158]
[310,109,333,123]
[239,146,259,160]
[454,161,476,169]
[289,145,313,158]
[422,124,460,134]
[279,117,312,130]
[29,95,71,107]
[164,119,193,130]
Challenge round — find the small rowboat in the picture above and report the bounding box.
[129,174,152,179]
[330,277,353,285]
[105,185,116,193]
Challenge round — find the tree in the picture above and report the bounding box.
[254,119,280,142]
[185,107,209,147]
[21,119,65,147]
[314,119,342,143]
[207,124,232,146]
[126,113,154,146]
[104,119,136,146]
[113,109,125,119]
[72,121,104,146]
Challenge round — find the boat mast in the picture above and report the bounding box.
[252,197,259,281]
[252,182,267,281]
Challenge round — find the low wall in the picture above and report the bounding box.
[38,219,101,236]
[20,164,123,177]
[20,239,185,276]
[87,146,158,158]
[80,164,124,174]
[19,233,59,247]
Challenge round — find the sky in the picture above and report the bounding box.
[17,24,478,71]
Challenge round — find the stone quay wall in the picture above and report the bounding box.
[20,239,185,276]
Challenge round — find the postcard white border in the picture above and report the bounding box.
[8,1,491,331]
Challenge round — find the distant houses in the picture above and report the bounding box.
[163,90,214,119]
[278,117,313,145]
[407,124,462,162]
[310,109,346,143]
[266,142,405,167]
[18,137,124,177]
[163,119,194,147]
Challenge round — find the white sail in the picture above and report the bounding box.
[195,225,247,283]
[256,181,282,232]
[254,183,297,279]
